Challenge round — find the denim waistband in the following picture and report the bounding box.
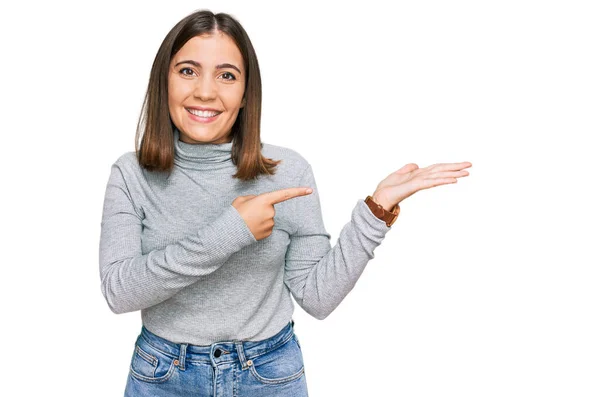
[139,320,296,370]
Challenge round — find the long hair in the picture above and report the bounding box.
[135,9,281,180]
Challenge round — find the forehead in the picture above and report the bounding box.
[172,33,244,68]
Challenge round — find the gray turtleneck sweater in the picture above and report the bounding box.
[99,129,393,345]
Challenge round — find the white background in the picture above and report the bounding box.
[1,0,598,396]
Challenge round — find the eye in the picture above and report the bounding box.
[220,72,236,81]
[178,67,196,77]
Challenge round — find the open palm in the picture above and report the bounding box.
[372,162,472,211]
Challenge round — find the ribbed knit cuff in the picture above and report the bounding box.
[207,205,258,253]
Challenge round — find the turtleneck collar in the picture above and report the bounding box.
[173,128,235,171]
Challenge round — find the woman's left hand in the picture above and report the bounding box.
[371,162,472,211]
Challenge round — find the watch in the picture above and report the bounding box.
[364,195,400,227]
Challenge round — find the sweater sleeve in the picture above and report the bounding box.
[283,164,394,320]
[98,161,257,314]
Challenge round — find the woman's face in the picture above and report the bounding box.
[168,32,246,144]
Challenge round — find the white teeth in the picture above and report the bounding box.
[187,108,221,118]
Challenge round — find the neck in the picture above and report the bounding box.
[173,128,235,171]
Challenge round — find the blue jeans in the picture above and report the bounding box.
[124,320,309,396]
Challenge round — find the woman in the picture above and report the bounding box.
[99,9,472,397]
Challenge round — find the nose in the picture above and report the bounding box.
[193,74,217,101]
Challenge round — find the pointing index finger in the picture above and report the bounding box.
[261,187,313,205]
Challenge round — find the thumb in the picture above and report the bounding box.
[395,163,419,175]
[232,194,256,205]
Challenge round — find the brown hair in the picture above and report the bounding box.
[135,9,280,180]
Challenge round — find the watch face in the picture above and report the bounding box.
[389,208,399,226]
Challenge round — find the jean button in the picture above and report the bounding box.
[214,348,222,358]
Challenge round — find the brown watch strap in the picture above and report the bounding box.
[364,195,400,227]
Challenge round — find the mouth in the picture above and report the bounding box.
[186,108,222,123]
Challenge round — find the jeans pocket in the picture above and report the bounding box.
[129,335,177,384]
[248,333,305,385]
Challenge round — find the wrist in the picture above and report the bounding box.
[371,193,395,212]
[364,194,400,227]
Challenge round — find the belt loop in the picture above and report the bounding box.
[178,343,187,371]
[235,341,250,370]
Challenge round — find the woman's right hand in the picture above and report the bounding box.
[232,187,313,241]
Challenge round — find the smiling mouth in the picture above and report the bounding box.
[186,108,223,118]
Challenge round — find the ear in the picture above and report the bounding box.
[240,97,246,108]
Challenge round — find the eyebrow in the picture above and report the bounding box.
[174,60,242,74]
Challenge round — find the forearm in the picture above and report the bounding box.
[285,198,392,320]
[100,204,257,314]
